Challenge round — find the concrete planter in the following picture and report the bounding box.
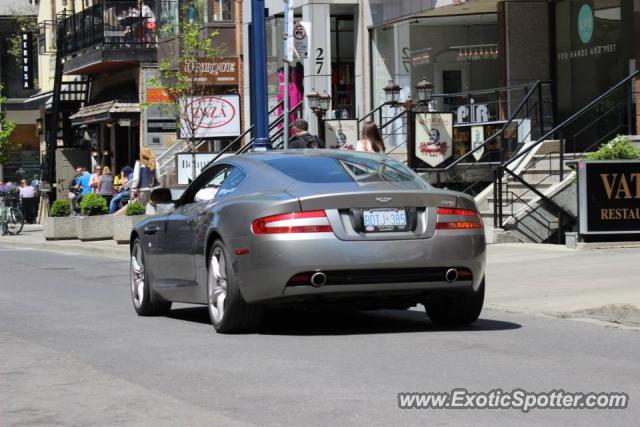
[43,216,77,240]
[113,215,148,244]
[75,215,113,241]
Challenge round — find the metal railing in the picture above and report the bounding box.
[490,71,639,242]
[59,1,158,56]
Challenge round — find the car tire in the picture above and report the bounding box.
[130,238,172,316]
[425,278,485,327]
[208,239,263,334]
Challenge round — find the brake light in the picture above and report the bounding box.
[436,207,484,230]
[252,210,333,234]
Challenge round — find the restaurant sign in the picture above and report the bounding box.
[578,160,640,235]
[180,58,239,86]
[415,113,453,167]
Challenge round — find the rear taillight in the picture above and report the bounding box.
[436,207,484,230]
[251,210,333,234]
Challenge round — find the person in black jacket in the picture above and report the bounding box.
[288,119,325,149]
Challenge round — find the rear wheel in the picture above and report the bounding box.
[425,279,485,327]
[208,240,263,333]
[7,207,24,235]
[130,238,172,316]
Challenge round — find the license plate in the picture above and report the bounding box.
[363,208,407,232]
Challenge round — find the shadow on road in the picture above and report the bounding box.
[167,306,521,336]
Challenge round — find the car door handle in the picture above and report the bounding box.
[143,225,160,235]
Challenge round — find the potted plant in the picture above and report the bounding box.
[43,199,77,240]
[75,193,112,241]
[113,201,148,244]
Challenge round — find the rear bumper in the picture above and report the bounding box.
[228,230,486,304]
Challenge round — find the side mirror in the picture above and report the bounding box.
[149,187,173,205]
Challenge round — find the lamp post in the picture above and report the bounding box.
[383,80,401,106]
[415,77,433,108]
[407,78,434,169]
[307,89,331,144]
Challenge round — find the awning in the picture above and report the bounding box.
[69,100,140,126]
[415,0,498,18]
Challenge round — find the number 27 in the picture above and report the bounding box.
[315,48,324,74]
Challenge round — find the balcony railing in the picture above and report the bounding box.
[59,1,158,56]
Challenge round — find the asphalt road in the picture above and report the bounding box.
[1,246,638,426]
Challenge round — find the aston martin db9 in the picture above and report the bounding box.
[130,150,486,333]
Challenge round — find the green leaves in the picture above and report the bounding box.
[50,199,71,217]
[586,135,640,160]
[125,201,146,216]
[80,193,108,216]
[0,84,17,165]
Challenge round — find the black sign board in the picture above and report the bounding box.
[578,160,640,234]
[147,119,177,133]
[21,32,34,90]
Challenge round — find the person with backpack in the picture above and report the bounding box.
[288,119,325,149]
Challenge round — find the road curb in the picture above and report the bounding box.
[0,240,129,260]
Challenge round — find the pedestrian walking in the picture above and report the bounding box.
[342,121,385,153]
[288,119,324,149]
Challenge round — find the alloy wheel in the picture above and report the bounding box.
[208,247,227,325]
[130,243,145,308]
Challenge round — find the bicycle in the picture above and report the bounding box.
[0,193,24,236]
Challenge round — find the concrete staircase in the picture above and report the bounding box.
[475,140,577,243]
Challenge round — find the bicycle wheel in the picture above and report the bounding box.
[7,207,24,235]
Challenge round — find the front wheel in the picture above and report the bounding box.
[6,207,24,235]
[425,279,485,327]
[208,240,263,333]
[130,238,172,316]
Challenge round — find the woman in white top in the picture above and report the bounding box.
[342,121,386,153]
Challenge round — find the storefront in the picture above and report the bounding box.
[555,0,635,120]
[371,13,499,111]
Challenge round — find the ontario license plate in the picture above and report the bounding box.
[363,208,407,232]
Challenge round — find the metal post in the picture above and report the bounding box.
[493,169,498,228]
[283,0,290,148]
[497,168,503,227]
[317,112,326,144]
[405,101,415,169]
[251,0,270,150]
[537,83,544,138]
[626,79,633,135]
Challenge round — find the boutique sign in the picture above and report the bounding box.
[578,160,640,235]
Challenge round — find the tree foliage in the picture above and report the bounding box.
[0,84,17,165]
[149,0,225,150]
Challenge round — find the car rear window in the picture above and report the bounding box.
[261,153,429,187]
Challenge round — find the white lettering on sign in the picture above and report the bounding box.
[456,104,490,124]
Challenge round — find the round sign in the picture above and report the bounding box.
[294,24,306,41]
[183,96,236,129]
[578,4,594,44]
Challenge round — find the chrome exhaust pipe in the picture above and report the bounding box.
[310,272,327,287]
[445,268,458,283]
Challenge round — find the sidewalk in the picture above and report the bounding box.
[0,224,129,259]
[1,227,638,328]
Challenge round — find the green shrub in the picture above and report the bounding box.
[80,193,108,216]
[50,199,71,217]
[125,201,146,216]
[586,135,640,160]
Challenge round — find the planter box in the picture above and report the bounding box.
[75,215,113,241]
[43,216,77,240]
[113,215,148,244]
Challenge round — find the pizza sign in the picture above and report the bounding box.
[180,95,241,138]
[415,113,454,167]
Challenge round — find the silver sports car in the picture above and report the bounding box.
[130,150,486,333]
